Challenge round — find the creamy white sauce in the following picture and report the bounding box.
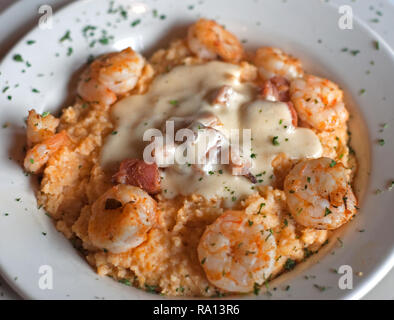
[101,61,322,206]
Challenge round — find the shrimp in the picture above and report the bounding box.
[26,109,60,147]
[88,184,157,253]
[289,75,348,131]
[187,19,243,63]
[198,210,277,293]
[284,157,357,230]
[77,47,145,106]
[24,130,70,173]
[254,47,304,80]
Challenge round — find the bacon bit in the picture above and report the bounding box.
[245,172,257,184]
[259,77,297,127]
[259,76,290,102]
[212,85,234,106]
[287,101,298,127]
[113,159,161,194]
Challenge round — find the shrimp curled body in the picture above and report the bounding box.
[284,157,357,230]
[254,47,304,81]
[198,210,277,293]
[290,75,348,131]
[24,130,69,173]
[26,109,60,147]
[77,47,145,106]
[88,184,157,253]
[187,19,243,63]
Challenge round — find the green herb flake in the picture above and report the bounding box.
[329,160,336,167]
[374,41,380,50]
[118,279,131,286]
[324,207,332,216]
[272,136,280,146]
[253,282,260,295]
[314,284,327,292]
[13,54,23,62]
[60,30,72,42]
[284,258,296,271]
[350,50,360,56]
[26,40,36,45]
[378,139,385,146]
[131,19,141,27]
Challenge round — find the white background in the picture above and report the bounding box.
[0,0,393,300]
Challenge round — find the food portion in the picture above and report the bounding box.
[23,19,357,296]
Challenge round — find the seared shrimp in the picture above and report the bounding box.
[290,75,348,131]
[198,210,277,293]
[88,184,157,253]
[254,47,304,80]
[26,109,59,147]
[77,47,145,105]
[187,19,243,63]
[284,157,357,230]
[24,130,70,173]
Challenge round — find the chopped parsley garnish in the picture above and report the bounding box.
[26,40,36,45]
[118,279,131,286]
[284,258,296,271]
[201,257,206,265]
[257,202,265,214]
[350,50,360,56]
[67,47,73,56]
[314,284,327,292]
[131,19,141,27]
[378,139,385,146]
[374,41,379,50]
[32,88,40,93]
[324,207,332,216]
[329,160,336,167]
[41,112,49,117]
[169,99,178,105]
[111,131,118,135]
[250,153,257,158]
[13,54,23,62]
[272,136,279,146]
[248,220,253,226]
[253,282,260,295]
[359,89,366,95]
[60,30,72,42]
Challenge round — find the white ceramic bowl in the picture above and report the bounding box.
[0,0,393,299]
